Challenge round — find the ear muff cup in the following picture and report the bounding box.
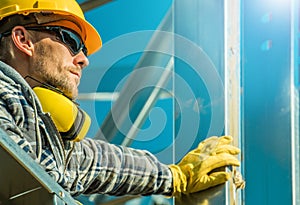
[33,87,91,142]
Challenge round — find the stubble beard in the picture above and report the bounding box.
[31,45,79,99]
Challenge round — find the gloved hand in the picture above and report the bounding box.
[169,135,240,196]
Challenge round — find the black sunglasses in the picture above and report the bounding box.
[0,26,88,56]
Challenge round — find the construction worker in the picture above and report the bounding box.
[0,0,241,199]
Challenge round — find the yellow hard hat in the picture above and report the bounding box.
[0,0,102,55]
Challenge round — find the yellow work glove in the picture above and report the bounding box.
[169,135,240,196]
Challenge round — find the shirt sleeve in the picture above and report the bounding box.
[0,79,174,197]
[70,138,174,196]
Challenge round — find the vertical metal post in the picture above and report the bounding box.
[291,0,300,203]
[224,0,242,204]
[174,0,240,204]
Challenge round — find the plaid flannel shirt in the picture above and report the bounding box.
[0,61,173,196]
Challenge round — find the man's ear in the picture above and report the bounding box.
[11,26,34,57]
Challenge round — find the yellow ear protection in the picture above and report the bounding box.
[33,87,91,142]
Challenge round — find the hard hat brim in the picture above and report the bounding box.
[68,14,102,56]
[0,7,102,56]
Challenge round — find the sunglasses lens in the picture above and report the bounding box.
[81,46,88,56]
[60,29,87,56]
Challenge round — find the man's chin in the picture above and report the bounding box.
[57,87,78,100]
[65,91,77,100]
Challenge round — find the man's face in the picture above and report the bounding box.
[29,29,89,99]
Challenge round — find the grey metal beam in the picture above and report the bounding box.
[80,0,114,12]
[0,129,77,205]
[94,7,173,145]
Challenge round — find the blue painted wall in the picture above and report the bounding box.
[242,0,293,204]
[76,0,299,204]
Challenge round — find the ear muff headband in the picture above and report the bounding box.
[33,87,91,142]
